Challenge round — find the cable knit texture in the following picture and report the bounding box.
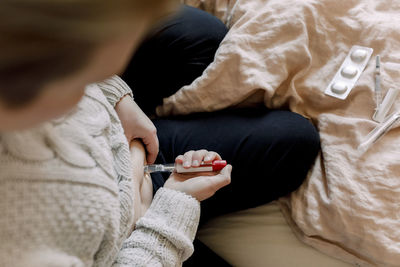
[0,75,200,267]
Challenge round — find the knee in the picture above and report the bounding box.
[285,114,319,154]
[273,112,320,186]
[167,5,228,52]
[239,110,320,163]
[268,111,320,158]
[183,5,227,39]
[254,110,320,178]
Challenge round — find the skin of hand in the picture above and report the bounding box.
[129,139,153,231]
[115,95,159,164]
[164,150,232,201]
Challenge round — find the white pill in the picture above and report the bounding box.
[351,49,368,62]
[341,66,358,78]
[331,82,348,94]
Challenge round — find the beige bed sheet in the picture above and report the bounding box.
[163,1,400,266]
[197,202,352,267]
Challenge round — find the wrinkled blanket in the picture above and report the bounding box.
[157,0,400,266]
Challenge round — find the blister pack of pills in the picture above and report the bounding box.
[325,45,373,100]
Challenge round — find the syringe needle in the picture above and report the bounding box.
[375,55,381,110]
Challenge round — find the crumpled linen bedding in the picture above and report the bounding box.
[158,0,400,266]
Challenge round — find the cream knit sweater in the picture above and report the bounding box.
[0,76,200,267]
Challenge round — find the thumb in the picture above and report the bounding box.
[142,134,159,164]
[212,164,232,190]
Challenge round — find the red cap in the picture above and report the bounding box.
[212,160,227,171]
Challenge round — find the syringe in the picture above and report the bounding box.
[375,55,382,111]
[144,160,227,174]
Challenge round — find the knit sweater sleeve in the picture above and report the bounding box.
[97,75,133,107]
[112,187,201,267]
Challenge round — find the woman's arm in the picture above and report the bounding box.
[98,75,159,164]
[112,187,201,267]
[97,75,133,108]
[113,149,231,266]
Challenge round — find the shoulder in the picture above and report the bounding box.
[0,87,122,184]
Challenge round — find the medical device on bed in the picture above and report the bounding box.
[144,160,227,174]
[373,87,400,123]
[358,111,400,154]
[370,55,400,122]
[325,45,373,100]
[374,55,382,111]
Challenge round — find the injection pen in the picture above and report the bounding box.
[358,111,400,154]
[144,160,227,174]
[375,55,382,111]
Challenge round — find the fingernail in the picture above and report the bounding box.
[192,160,199,166]
[183,161,191,167]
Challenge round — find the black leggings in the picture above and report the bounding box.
[122,5,320,266]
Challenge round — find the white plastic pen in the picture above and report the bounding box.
[358,111,400,154]
[144,160,227,174]
[373,88,400,122]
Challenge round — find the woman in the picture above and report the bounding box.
[0,0,232,266]
[0,1,320,266]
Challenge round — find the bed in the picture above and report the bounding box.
[159,0,400,266]
[197,202,352,266]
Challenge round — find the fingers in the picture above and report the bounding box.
[175,154,185,165]
[203,151,222,163]
[175,150,222,168]
[179,150,195,167]
[191,150,208,167]
[142,128,159,164]
[143,134,159,164]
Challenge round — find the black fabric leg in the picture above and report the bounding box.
[153,108,320,223]
[122,5,228,115]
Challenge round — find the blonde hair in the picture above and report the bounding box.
[0,0,178,108]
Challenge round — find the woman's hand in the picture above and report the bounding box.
[164,150,232,201]
[115,95,159,164]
